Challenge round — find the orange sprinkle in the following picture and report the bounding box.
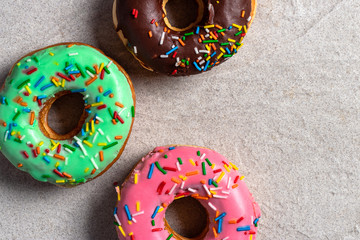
[112,119,117,125]
[178,39,185,46]
[221,32,225,36]
[200,34,205,41]
[194,196,208,200]
[211,43,216,51]
[216,211,220,218]
[115,136,123,140]
[171,177,181,184]
[159,149,164,153]
[2,122,7,127]
[198,38,202,43]
[63,172,72,178]
[30,111,35,125]
[91,168,96,174]
[67,44,74,48]
[232,184,239,189]
[17,163,23,168]
[99,151,104,161]
[167,29,170,34]
[16,96,23,103]
[94,65,99,74]
[185,170,199,176]
[85,105,91,109]
[200,180,206,184]
[109,93,114,98]
[36,147,40,154]
[210,31,217,40]
[98,86,103,93]
[162,203,168,208]
[54,154,65,160]
[229,219,237,224]
[20,102,28,107]
[241,10,245,18]
[164,27,167,32]
[52,76,60,82]
[155,22,159,27]
[148,31,153,38]
[85,76,98,86]
[212,227,218,238]
[191,193,199,197]
[115,102,124,108]
[76,73,81,78]
[95,120,100,124]
[215,24,223,29]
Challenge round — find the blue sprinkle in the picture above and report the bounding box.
[114,207,117,215]
[85,109,91,113]
[65,64,74,71]
[124,205,132,221]
[81,128,85,136]
[225,48,231,54]
[73,142,80,147]
[1,97,5,104]
[151,206,160,219]
[215,212,226,221]
[22,108,31,113]
[228,26,233,30]
[95,96,100,103]
[68,70,80,74]
[193,62,202,71]
[166,46,178,55]
[254,218,259,224]
[24,66,29,69]
[203,60,210,72]
[43,156,50,163]
[12,123,17,127]
[40,83,55,91]
[71,88,86,93]
[210,51,217,58]
[103,90,111,97]
[217,218,223,233]
[57,166,61,171]
[195,26,200,34]
[148,163,155,179]
[93,113,98,121]
[169,146,175,150]
[236,225,251,232]
[34,76,45,88]
[37,95,47,100]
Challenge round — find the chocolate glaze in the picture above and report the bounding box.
[115,0,256,76]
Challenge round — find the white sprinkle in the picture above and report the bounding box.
[65,148,73,154]
[90,157,98,169]
[92,132,99,143]
[171,36,179,40]
[199,60,205,65]
[20,135,26,141]
[205,28,210,33]
[247,16,252,22]
[208,202,217,211]
[222,190,230,195]
[205,34,210,38]
[133,46,137,55]
[132,217,137,223]
[132,211,144,217]
[227,177,231,189]
[106,60,113,68]
[213,194,228,199]
[47,153,54,157]
[222,237,230,240]
[198,56,203,60]
[210,187,223,191]
[77,141,88,156]
[65,158,68,166]
[160,32,165,45]
[26,141,31,145]
[83,94,89,100]
[176,162,181,171]
[106,135,111,143]
[200,153,206,160]
[187,188,197,193]
[94,153,99,158]
[26,59,31,62]
[176,57,180,62]
[114,214,122,226]
[168,183,177,195]
[171,44,175,48]
[199,50,210,54]
[194,47,199,54]
[180,181,185,189]
[98,128,104,135]
[14,108,18,113]
[95,116,104,123]
[175,62,181,67]
[203,184,211,196]
[86,70,95,78]
[118,107,127,116]
[4,131,9,141]
[73,136,81,142]
[160,55,169,58]
[68,53,78,56]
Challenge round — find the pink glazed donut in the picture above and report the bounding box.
[114,145,261,239]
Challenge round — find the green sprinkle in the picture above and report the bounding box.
[204,54,208,58]
[42,174,51,178]
[12,111,20,121]
[197,151,201,156]
[114,221,120,226]
[203,40,218,43]
[223,54,233,58]
[235,42,241,46]
[181,59,186,63]
[108,107,113,118]
[217,29,227,33]
[235,31,243,36]
[155,161,167,175]
[220,42,230,46]
[182,36,186,41]
[177,157,183,165]
[9,79,14,84]
[104,66,110,74]
[164,154,168,159]
[131,106,135,118]
[205,158,212,166]
[212,181,218,187]
[4,99,8,105]
[85,66,96,74]
[202,162,206,175]
[34,56,39,63]
[186,60,189,66]
[151,220,155,226]
[76,178,86,183]
[63,144,75,152]
[103,141,118,150]
[184,32,194,36]
[75,63,86,78]
[17,79,30,89]
[166,233,174,240]
[14,138,22,143]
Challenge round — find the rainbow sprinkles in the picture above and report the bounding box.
[0,43,135,187]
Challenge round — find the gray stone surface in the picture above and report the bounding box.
[0,0,359,239]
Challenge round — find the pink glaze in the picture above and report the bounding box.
[114,145,261,239]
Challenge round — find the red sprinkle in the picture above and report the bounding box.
[234,175,240,183]
[22,151,29,159]
[37,99,42,107]
[213,169,222,173]
[32,149,38,158]
[162,166,177,172]
[45,149,50,153]
[100,69,105,80]
[56,72,72,81]
[116,115,125,124]
[152,228,163,232]
[157,181,166,195]
[150,19,155,24]
[53,169,64,177]
[70,74,75,81]
[237,216,244,223]
[171,69,177,75]
[57,144,61,154]
[97,104,107,110]
[26,68,38,75]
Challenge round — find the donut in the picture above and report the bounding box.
[0,43,136,187]
[114,145,261,239]
[113,0,257,76]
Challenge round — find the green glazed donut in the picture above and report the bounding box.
[0,43,135,187]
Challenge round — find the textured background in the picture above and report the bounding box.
[0,0,359,239]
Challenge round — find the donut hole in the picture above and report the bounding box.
[165,197,209,239]
[163,0,206,32]
[39,91,87,140]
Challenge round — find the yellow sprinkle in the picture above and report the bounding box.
[228,38,236,43]
[61,79,65,87]
[210,190,217,195]
[250,234,253,240]
[55,162,59,168]
[50,142,59,151]
[229,162,239,170]
[206,56,211,61]
[91,120,95,133]
[189,159,196,166]
[51,79,59,87]
[84,168,89,173]
[69,179,75,183]
[205,44,211,51]
[49,52,54,56]
[115,186,121,201]
[91,102,104,107]
[134,173,138,184]
[179,175,187,181]
[211,163,215,169]
[240,176,245,181]
[240,37,244,43]
[220,47,226,53]
[217,53,224,59]
[50,140,56,146]
[129,232,134,236]
[42,153,46,156]
[97,143,107,146]
[118,226,126,237]
[136,201,140,211]
[158,207,164,213]
[232,23,242,29]
[174,195,185,200]
[99,63,104,73]
[216,172,225,183]
[17,63,21,66]
[128,221,132,225]
[204,24,215,28]
[10,131,16,136]
[56,180,65,183]
[86,122,89,132]
[38,141,44,146]
[25,86,32,95]
[244,25,247,33]
[224,164,231,172]
[83,140,93,148]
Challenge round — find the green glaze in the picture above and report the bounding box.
[0,43,135,186]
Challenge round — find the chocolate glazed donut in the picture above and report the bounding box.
[113,0,257,76]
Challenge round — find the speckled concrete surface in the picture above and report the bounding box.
[0,0,359,239]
